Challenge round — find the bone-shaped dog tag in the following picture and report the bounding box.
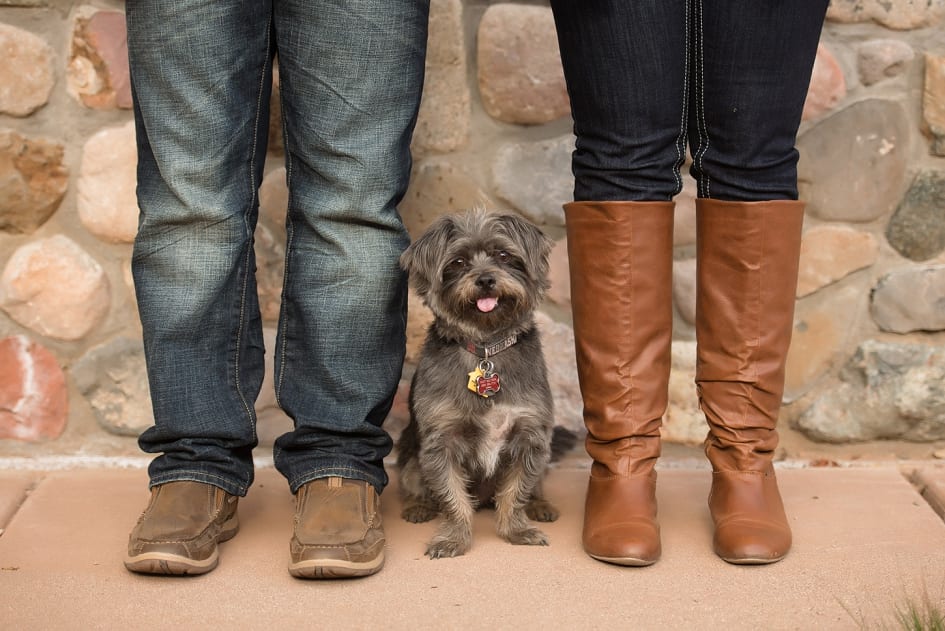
[468,360,500,398]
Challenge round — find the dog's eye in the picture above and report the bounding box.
[496,250,511,263]
[449,257,467,269]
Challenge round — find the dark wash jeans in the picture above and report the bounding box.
[549,0,829,202]
[126,0,430,496]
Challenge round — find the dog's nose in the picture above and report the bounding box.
[476,274,496,290]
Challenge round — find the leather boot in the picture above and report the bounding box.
[695,198,803,564]
[565,200,674,566]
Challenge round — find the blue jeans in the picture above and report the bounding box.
[127,0,429,496]
[549,0,828,202]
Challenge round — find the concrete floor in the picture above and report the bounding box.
[2,456,945,630]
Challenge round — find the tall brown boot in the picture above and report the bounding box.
[695,198,804,564]
[565,200,674,566]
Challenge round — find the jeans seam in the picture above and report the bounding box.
[233,11,273,442]
[673,0,691,195]
[275,56,293,409]
[693,0,711,199]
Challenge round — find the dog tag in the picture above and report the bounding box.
[468,360,501,398]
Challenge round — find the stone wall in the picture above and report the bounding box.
[1,0,944,461]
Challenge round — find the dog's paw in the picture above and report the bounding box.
[525,499,560,522]
[425,536,470,559]
[504,527,549,547]
[402,504,439,523]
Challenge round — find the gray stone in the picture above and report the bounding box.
[798,99,910,223]
[72,337,153,437]
[493,135,574,227]
[870,265,945,333]
[796,341,945,442]
[857,39,914,86]
[886,171,945,261]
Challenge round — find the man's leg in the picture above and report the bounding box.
[271,0,429,578]
[124,0,274,574]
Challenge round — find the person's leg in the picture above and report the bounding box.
[688,0,828,563]
[271,0,429,578]
[125,0,274,574]
[550,0,688,566]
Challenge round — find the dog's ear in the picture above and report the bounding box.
[400,215,455,297]
[495,213,553,284]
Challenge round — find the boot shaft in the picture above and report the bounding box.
[564,201,675,476]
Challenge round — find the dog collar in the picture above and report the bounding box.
[464,334,518,358]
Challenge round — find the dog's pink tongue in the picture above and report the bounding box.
[477,297,498,313]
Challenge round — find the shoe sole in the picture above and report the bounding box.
[588,553,658,567]
[124,516,239,576]
[288,552,385,579]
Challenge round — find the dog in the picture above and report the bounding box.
[396,208,560,559]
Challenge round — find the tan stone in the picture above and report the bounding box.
[77,121,139,243]
[259,166,288,228]
[673,258,696,326]
[0,129,68,234]
[802,44,846,122]
[665,341,706,445]
[0,235,111,341]
[0,23,55,116]
[477,4,569,125]
[797,226,878,297]
[413,0,470,153]
[546,237,570,308]
[924,53,945,155]
[405,288,433,365]
[674,177,697,247]
[400,160,493,239]
[784,286,862,402]
[254,222,285,324]
[827,0,945,30]
[0,335,67,441]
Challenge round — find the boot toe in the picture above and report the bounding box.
[584,520,661,566]
[714,520,791,565]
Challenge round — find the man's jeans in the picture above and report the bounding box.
[549,0,829,202]
[126,0,429,496]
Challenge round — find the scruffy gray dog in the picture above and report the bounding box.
[396,208,560,559]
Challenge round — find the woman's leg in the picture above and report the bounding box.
[688,0,829,563]
[551,0,689,566]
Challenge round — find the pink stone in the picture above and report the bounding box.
[0,335,67,441]
[68,9,131,110]
[77,121,139,243]
[85,11,132,109]
[0,235,111,341]
[0,23,55,117]
[803,44,847,122]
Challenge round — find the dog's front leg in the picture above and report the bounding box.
[420,446,475,559]
[494,425,551,546]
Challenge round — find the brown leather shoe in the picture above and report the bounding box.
[125,481,239,575]
[289,477,385,579]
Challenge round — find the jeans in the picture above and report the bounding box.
[126,0,429,496]
[549,0,829,202]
